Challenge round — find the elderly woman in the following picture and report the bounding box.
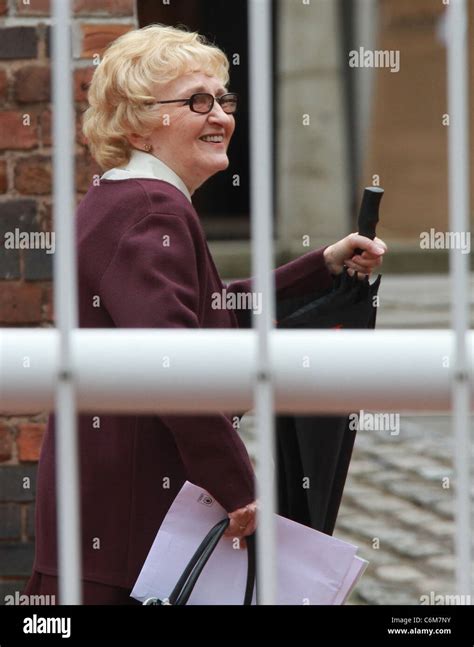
[24,24,386,604]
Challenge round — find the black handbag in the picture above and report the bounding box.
[142,518,256,605]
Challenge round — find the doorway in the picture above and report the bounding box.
[137,0,252,240]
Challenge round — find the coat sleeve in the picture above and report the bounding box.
[99,212,255,512]
[226,245,335,328]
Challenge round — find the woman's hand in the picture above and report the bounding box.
[223,500,258,549]
[323,233,387,279]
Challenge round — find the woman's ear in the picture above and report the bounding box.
[126,133,146,150]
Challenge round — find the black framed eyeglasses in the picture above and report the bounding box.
[147,92,238,115]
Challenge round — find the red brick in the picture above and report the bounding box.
[74,66,94,102]
[14,65,50,103]
[0,282,43,324]
[17,422,45,462]
[74,0,134,15]
[76,110,88,146]
[39,200,52,231]
[14,155,52,194]
[0,160,7,193]
[39,109,51,146]
[15,0,50,15]
[76,152,101,192]
[80,23,134,59]
[0,0,8,16]
[0,27,37,59]
[0,69,7,100]
[0,423,13,462]
[43,282,53,322]
[0,112,38,150]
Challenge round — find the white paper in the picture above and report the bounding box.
[333,556,369,605]
[131,481,368,605]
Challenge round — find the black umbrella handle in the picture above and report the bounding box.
[354,187,384,256]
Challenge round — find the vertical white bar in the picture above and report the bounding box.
[353,0,378,180]
[446,0,471,597]
[248,0,277,605]
[51,0,82,604]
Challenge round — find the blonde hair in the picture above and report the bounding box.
[82,24,230,170]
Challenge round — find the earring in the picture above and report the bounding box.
[144,143,152,152]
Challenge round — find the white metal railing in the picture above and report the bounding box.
[0,0,469,604]
[447,0,472,597]
[1,329,473,415]
[248,0,277,605]
[51,0,82,605]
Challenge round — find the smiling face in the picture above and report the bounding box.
[128,71,236,195]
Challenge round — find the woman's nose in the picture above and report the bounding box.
[208,100,230,122]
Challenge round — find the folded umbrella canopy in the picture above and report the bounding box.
[275,187,383,534]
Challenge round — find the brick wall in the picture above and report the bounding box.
[0,0,137,603]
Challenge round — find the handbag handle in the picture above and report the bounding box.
[143,517,256,605]
[172,518,256,605]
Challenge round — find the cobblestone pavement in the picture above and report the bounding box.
[240,274,474,605]
[337,274,474,605]
[335,414,464,605]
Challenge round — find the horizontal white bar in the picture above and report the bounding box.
[1,329,472,415]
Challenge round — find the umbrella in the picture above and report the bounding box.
[275,187,384,534]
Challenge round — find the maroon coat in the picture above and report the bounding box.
[32,178,334,589]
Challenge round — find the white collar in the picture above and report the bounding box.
[101,149,192,203]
